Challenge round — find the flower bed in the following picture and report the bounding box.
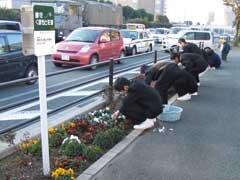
[0,107,132,180]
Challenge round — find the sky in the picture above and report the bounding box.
[166,0,227,25]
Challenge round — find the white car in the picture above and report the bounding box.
[120,29,155,55]
[163,30,214,51]
[147,28,169,43]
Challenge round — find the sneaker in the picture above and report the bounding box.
[177,94,191,101]
[197,83,200,86]
[191,92,198,96]
[134,119,154,130]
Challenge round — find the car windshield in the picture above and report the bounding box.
[169,28,184,34]
[121,30,138,40]
[66,29,100,43]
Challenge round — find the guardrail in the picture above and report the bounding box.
[0,50,170,134]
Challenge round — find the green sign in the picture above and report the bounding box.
[33,5,55,31]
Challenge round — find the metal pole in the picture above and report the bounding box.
[38,55,50,176]
[109,58,114,87]
[154,50,158,63]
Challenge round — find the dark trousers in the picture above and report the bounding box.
[222,53,228,61]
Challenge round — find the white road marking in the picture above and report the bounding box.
[0,68,139,121]
[62,90,100,97]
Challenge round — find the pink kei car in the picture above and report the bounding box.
[51,27,125,69]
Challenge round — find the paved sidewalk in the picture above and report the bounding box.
[92,48,240,180]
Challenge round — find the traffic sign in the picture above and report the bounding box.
[33,5,55,56]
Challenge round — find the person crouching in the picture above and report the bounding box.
[141,61,198,103]
[112,77,163,130]
[171,52,208,86]
[204,48,221,69]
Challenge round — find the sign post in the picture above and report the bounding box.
[33,5,55,176]
[21,5,55,176]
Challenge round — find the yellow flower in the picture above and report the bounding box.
[68,122,76,128]
[48,128,56,134]
[67,168,74,175]
[60,123,65,130]
[71,177,76,180]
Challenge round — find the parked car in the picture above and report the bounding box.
[120,29,155,55]
[51,27,125,69]
[147,28,169,43]
[0,31,38,84]
[0,20,22,31]
[163,30,214,51]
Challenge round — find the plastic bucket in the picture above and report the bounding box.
[158,105,183,122]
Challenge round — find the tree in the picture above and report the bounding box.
[0,8,20,21]
[223,0,240,46]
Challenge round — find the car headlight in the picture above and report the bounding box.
[79,45,91,53]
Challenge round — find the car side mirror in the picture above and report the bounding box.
[100,39,107,43]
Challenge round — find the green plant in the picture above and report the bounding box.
[49,132,65,148]
[87,146,103,161]
[20,139,42,156]
[61,138,87,158]
[93,128,124,150]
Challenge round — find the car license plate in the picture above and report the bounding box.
[62,55,70,61]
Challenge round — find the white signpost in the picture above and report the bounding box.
[21,5,55,176]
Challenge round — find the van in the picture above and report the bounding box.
[126,23,146,30]
[0,31,38,84]
[0,20,22,31]
[164,30,214,51]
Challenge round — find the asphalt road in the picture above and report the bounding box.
[0,46,169,133]
[0,48,167,109]
[93,48,240,180]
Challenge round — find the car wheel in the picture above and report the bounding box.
[117,51,125,64]
[132,46,137,56]
[25,65,38,85]
[89,55,98,70]
[54,63,62,67]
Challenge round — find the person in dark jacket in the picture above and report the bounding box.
[220,40,231,61]
[141,61,198,104]
[204,47,221,69]
[171,52,208,86]
[112,77,163,130]
[178,38,203,56]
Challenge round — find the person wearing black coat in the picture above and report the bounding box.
[171,52,208,86]
[141,61,198,104]
[112,77,163,130]
[178,38,203,56]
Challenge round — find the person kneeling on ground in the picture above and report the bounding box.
[171,52,208,86]
[204,47,221,69]
[112,77,163,130]
[141,61,198,103]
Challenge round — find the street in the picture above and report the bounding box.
[0,48,168,133]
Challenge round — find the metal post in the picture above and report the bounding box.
[38,55,50,176]
[154,50,158,63]
[199,42,202,49]
[109,58,114,87]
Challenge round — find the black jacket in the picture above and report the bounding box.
[154,63,197,104]
[183,42,203,56]
[120,80,163,118]
[180,53,208,73]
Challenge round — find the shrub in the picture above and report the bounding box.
[87,146,103,161]
[61,136,87,158]
[93,128,124,150]
[19,139,42,156]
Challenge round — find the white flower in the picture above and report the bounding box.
[104,121,108,125]
[62,137,69,145]
[122,115,126,119]
[99,109,103,113]
[62,135,81,145]
[70,135,81,144]
[106,107,110,111]
[93,117,100,123]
